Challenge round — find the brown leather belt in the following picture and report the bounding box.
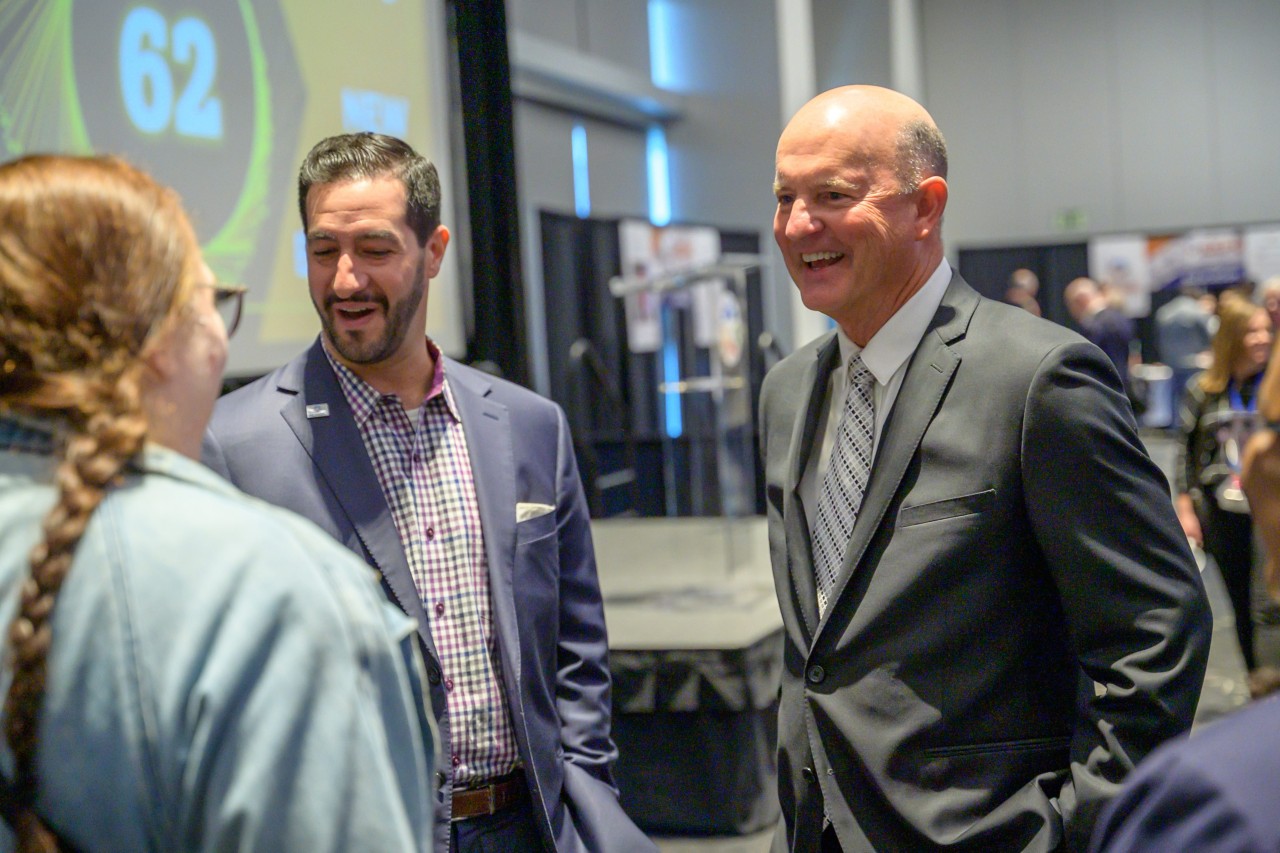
[451,770,525,821]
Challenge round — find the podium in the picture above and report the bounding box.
[608,241,762,519]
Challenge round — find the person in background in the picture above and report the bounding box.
[1064,276,1136,390]
[1004,267,1042,316]
[1242,329,1280,677]
[761,85,1209,853]
[1259,275,1280,336]
[1155,285,1214,421]
[0,154,432,851]
[1176,292,1273,671]
[1090,332,1280,853]
[204,133,653,853]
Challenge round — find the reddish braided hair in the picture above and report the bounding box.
[0,154,199,851]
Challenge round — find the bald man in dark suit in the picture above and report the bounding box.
[761,85,1211,852]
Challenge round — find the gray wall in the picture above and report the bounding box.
[507,0,1280,378]
[507,0,651,72]
[509,0,655,393]
[812,0,892,93]
[508,0,779,229]
[916,0,1280,252]
[658,0,782,234]
[507,0,783,392]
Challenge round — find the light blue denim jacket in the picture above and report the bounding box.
[0,425,434,851]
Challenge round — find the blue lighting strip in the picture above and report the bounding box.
[647,125,671,226]
[648,0,677,88]
[572,124,590,218]
[661,303,682,438]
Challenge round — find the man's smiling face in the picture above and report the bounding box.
[772,108,922,335]
[304,176,445,369]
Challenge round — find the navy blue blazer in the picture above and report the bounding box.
[1091,694,1280,852]
[203,339,654,852]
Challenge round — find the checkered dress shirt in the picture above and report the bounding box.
[326,343,519,787]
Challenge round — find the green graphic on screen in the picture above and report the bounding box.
[0,0,459,376]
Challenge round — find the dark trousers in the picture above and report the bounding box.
[1204,502,1257,669]
[451,794,544,853]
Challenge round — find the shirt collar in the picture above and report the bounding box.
[835,258,952,385]
[0,412,59,454]
[0,416,248,499]
[323,337,461,426]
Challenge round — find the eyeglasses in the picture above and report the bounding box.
[200,282,247,338]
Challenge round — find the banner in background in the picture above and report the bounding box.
[1243,224,1280,284]
[617,219,721,353]
[1088,234,1151,316]
[1088,225,1277,316]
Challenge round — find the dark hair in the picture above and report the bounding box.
[0,154,199,851]
[895,119,948,191]
[297,132,441,244]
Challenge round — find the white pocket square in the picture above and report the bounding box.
[516,502,555,522]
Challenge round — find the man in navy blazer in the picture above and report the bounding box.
[1089,694,1280,851]
[204,133,652,852]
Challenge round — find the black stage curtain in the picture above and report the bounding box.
[956,242,1086,329]
[539,212,767,518]
[540,213,638,435]
[449,0,528,386]
[957,242,1167,362]
[541,213,662,516]
[611,630,783,835]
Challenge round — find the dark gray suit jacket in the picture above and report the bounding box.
[758,274,1211,852]
[203,339,654,853]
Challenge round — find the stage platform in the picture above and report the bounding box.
[594,516,783,836]
[592,504,1257,843]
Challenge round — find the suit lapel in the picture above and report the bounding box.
[279,340,436,655]
[445,362,521,678]
[442,360,546,782]
[818,275,976,631]
[785,335,841,641]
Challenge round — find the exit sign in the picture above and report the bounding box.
[1054,208,1089,232]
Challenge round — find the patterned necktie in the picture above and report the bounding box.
[812,354,876,614]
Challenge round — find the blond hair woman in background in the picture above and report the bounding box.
[1176,291,1273,671]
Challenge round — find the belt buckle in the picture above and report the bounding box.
[481,783,497,815]
[451,777,503,822]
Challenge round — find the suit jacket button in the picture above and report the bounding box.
[427,665,441,685]
[806,665,826,684]
[801,766,817,784]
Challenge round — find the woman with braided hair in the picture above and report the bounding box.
[0,155,434,851]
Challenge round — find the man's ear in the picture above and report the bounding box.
[914,176,948,240]
[423,225,450,279]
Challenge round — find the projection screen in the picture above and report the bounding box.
[0,0,463,377]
